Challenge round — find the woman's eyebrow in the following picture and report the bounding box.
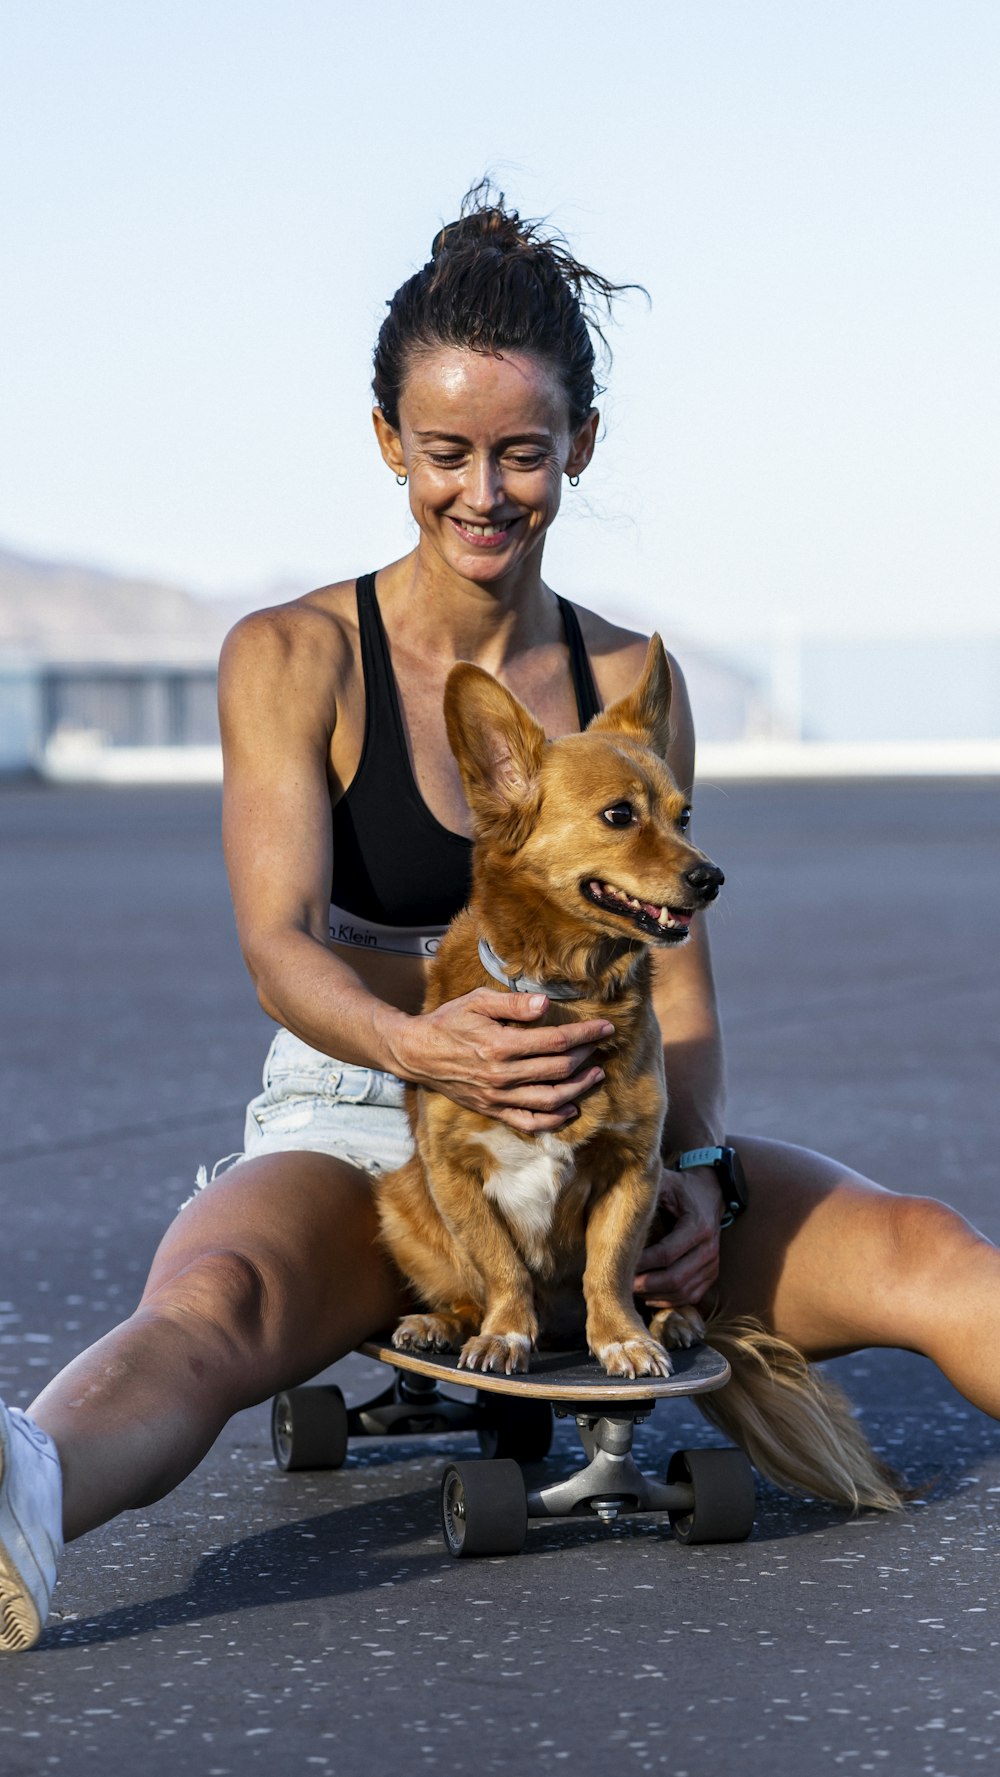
[412,430,555,444]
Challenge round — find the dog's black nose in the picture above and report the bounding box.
[685,863,725,902]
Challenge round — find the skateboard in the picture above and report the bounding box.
[271,1338,755,1557]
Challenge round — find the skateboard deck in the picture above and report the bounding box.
[358,1338,730,1401]
[275,1340,754,1549]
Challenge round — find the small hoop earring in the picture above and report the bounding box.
[395,474,408,487]
[568,474,581,487]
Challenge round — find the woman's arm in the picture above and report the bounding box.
[655,922,727,1160]
[636,648,731,1305]
[219,604,611,1129]
[579,615,730,1168]
[219,603,407,1070]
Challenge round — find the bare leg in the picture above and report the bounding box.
[28,1153,408,1542]
[717,1134,1000,1418]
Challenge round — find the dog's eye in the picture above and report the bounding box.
[678,805,692,832]
[602,801,634,828]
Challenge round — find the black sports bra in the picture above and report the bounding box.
[328,573,601,950]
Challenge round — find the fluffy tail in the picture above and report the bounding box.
[700,1317,904,1511]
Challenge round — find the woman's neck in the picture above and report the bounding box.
[375,546,563,671]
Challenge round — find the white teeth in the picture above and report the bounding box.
[592,879,678,926]
[458,521,506,536]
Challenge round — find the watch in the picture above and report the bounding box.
[674,1145,748,1228]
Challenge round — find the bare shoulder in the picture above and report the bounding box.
[570,601,692,716]
[570,600,696,790]
[218,577,360,733]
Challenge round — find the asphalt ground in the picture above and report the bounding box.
[1,776,999,1776]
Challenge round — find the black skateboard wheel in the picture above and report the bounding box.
[666,1447,756,1543]
[476,1393,554,1463]
[440,1460,529,1557]
[271,1386,349,1472]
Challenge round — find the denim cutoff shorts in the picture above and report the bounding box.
[188,1027,415,1204]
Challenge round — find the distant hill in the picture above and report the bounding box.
[0,543,292,665]
[0,541,767,740]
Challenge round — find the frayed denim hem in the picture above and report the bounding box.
[178,1150,245,1214]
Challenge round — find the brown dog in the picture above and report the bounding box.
[376,636,904,1512]
[377,636,719,1380]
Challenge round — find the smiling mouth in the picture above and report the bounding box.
[582,878,695,943]
[448,516,520,546]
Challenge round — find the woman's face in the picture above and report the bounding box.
[373,346,598,587]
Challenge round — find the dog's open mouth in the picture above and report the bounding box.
[582,878,694,943]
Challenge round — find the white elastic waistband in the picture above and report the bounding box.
[328,902,447,958]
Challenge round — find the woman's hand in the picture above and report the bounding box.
[634,1166,724,1306]
[389,988,614,1132]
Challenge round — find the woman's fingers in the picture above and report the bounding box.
[635,1182,721,1303]
[638,1224,706,1276]
[499,1046,606,1087]
[635,1231,720,1303]
[497,1105,584,1134]
[639,1264,717,1308]
[472,995,613,1092]
[402,989,617,1117]
[470,990,612,1047]
[489,1064,605,1113]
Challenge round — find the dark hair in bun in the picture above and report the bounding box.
[372,179,638,429]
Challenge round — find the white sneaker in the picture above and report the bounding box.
[0,1400,63,1652]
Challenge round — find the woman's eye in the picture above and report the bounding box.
[678,805,692,832]
[602,801,634,828]
[430,454,464,467]
[506,454,545,470]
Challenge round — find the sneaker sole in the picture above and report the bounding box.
[0,1428,46,1653]
[0,1550,43,1651]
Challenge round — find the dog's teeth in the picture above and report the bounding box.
[657,906,670,926]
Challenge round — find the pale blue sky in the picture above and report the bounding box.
[2,0,997,648]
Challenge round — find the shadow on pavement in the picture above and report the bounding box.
[40,1485,445,1651]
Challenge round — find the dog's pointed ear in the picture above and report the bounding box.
[588,634,673,758]
[444,663,546,847]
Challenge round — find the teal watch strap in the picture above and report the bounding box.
[674,1146,747,1228]
[675,1146,727,1171]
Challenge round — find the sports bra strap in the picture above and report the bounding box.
[354,571,409,755]
[556,597,602,726]
[358,573,600,732]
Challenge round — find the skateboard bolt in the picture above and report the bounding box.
[590,1497,622,1523]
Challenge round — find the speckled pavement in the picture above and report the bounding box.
[1,779,998,1775]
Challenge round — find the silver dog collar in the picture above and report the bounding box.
[477,936,585,1002]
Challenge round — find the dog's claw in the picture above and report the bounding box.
[594,1335,674,1380]
[392,1313,461,1353]
[457,1332,531,1375]
[649,1305,706,1351]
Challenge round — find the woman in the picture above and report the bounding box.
[2,188,998,1654]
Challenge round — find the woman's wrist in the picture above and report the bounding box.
[660,1125,727,1168]
[371,1003,419,1080]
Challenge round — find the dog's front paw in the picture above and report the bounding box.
[594,1334,673,1380]
[392,1313,462,1354]
[648,1304,706,1350]
[457,1332,532,1376]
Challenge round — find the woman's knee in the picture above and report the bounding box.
[872,1193,993,1351]
[140,1247,274,1363]
[882,1192,985,1281]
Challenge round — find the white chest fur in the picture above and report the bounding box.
[476,1126,574,1263]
